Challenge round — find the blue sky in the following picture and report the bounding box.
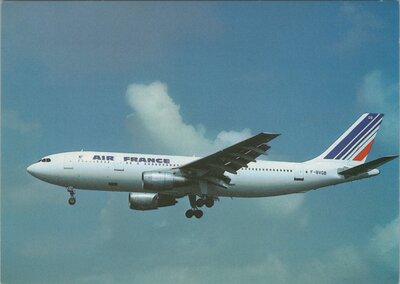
[2,2,398,283]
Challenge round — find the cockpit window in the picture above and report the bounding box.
[40,158,51,162]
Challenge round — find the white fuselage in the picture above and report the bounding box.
[27,151,377,198]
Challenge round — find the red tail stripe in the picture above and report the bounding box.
[353,140,374,161]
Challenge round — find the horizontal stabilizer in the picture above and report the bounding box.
[338,155,398,177]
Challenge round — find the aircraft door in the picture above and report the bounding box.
[64,154,74,169]
[294,168,304,181]
[114,161,124,172]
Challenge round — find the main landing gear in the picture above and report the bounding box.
[185,195,215,219]
[67,186,76,206]
[185,208,203,219]
[196,197,214,208]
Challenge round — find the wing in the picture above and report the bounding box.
[178,132,279,188]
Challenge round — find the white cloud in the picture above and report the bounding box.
[215,128,252,148]
[3,109,40,134]
[357,70,398,146]
[126,81,255,155]
[126,81,213,155]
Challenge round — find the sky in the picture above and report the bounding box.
[1,2,399,283]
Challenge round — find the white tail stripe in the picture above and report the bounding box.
[334,115,382,160]
[341,119,382,160]
[346,132,378,161]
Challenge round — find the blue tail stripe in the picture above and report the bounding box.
[336,114,383,159]
[341,120,382,160]
[324,113,379,159]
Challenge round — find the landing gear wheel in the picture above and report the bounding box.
[67,186,76,206]
[194,210,203,219]
[68,197,76,206]
[196,199,205,207]
[186,195,205,219]
[205,198,214,208]
[185,209,194,218]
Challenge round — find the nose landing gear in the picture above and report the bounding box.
[67,186,76,206]
[68,197,76,205]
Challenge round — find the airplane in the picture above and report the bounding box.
[27,113,397,219]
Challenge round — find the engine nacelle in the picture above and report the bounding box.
[128,192,177,210]
[142,171,191,190]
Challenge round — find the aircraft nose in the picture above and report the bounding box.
[27,160,58,183]
[27,163,39,177]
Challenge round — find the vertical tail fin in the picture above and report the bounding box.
[314,113,384,163]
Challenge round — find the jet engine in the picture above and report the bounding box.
[128,192,177,210]
[142,171,191,190]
